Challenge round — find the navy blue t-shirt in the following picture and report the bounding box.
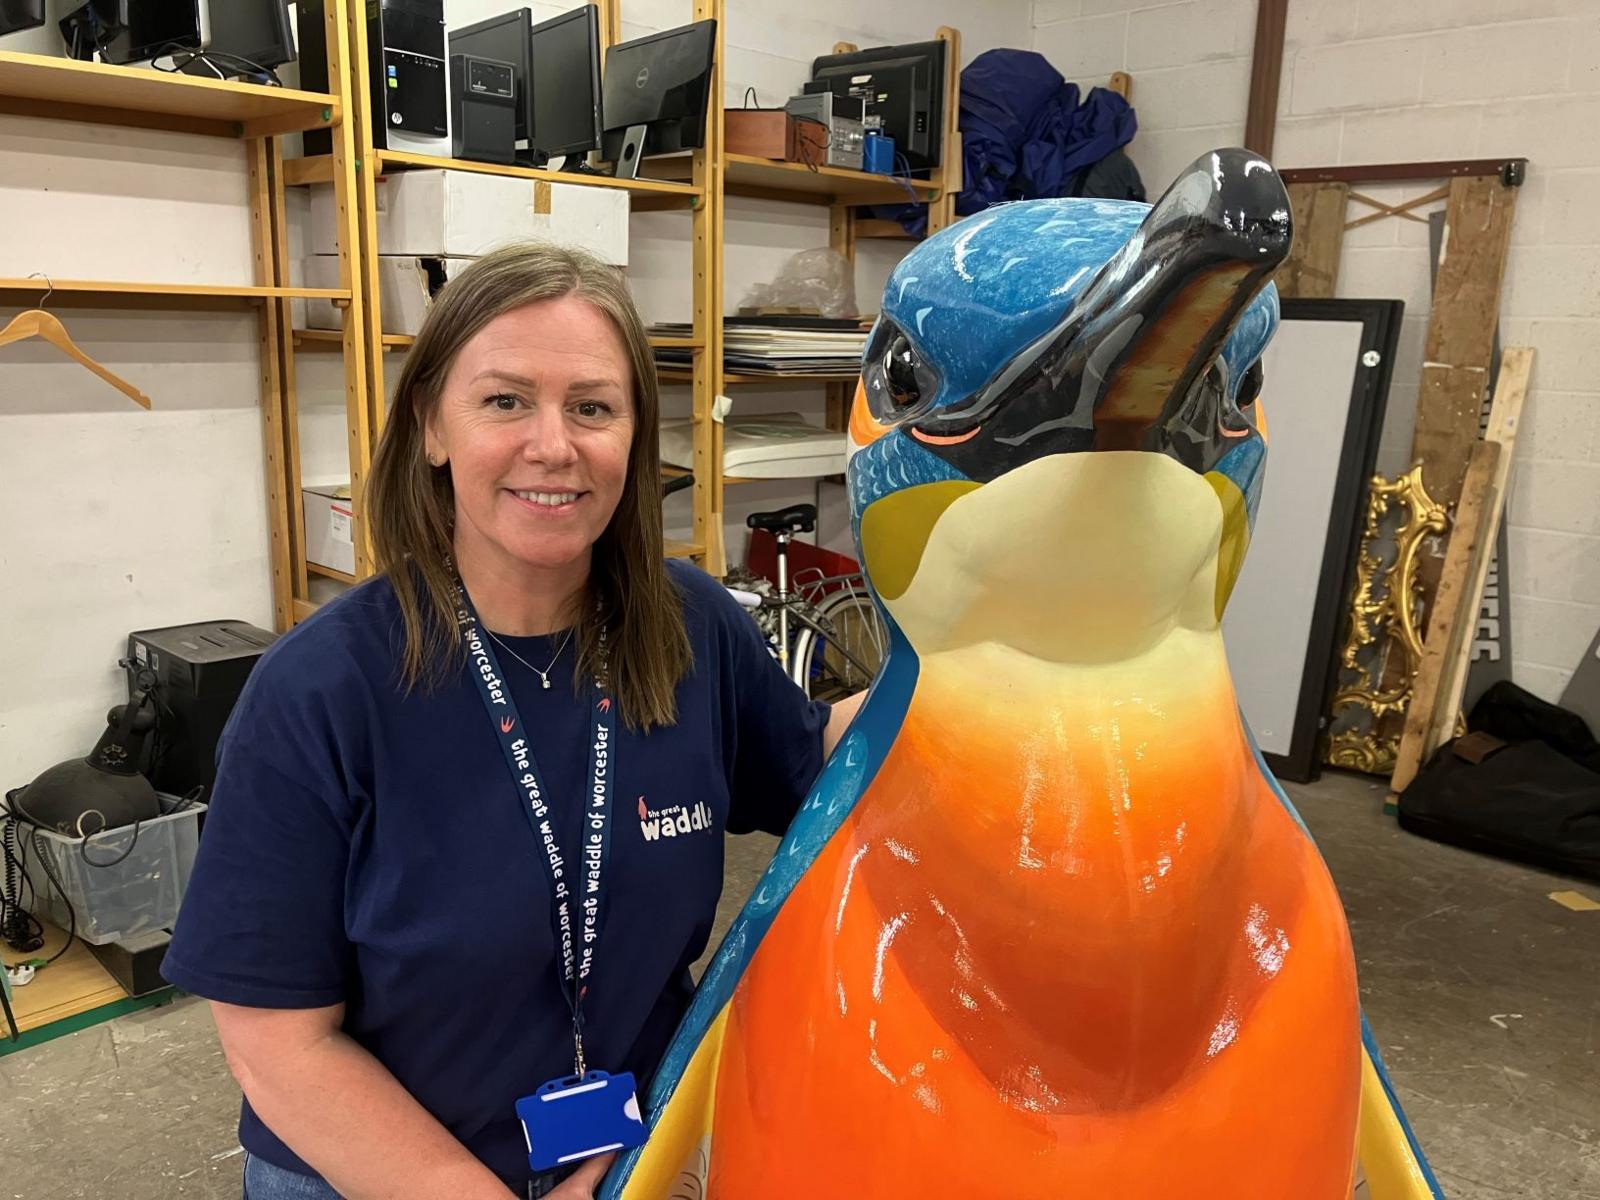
[162,560,829,1189]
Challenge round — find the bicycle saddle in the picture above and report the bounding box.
[747,504,816,534]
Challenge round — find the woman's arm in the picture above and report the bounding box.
[211,1001,517,1200]
[823,691,866,759]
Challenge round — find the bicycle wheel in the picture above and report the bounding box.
[790,585,887,700]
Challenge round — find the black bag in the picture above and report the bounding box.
[1397,683,1600,880]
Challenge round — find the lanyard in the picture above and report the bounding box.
[454,578,615,1076]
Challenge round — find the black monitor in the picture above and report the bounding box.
[101,0,210,66]
[528,4,602,169]
[450,8,536,164]
[0,1,45,37]
[182,0,295,78]
[808,40,947,172]
[600,18,716,179]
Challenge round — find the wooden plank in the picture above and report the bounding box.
[269,140,312,608]
[1281,159,1527,186]
[0,51,339,136]
[0,278,348,300]
[1244,0,1287,157]
[335,0,378,579]
[9,923,126,1034]
[690,0,724,576]
[926,26,963,237]
[284,155,336,186]
[1278,182,1348,298]
[1412,176,1519,510]
[248,138,295,633]
[1420,348,1532,760]
[827,202,857,434]
[1108,71,1132,100]
[855,218,916,240]
[1388,439,1503,799]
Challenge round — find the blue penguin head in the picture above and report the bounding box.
[845,149,1290,634]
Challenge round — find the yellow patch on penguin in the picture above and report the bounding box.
[1204,471,1251,620]
[858,480,982,601]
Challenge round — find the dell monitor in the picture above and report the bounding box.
[0,1,45,37]
[450,8,537,164]
[601,18,716,179]
[101,0,210,66]
[808,40,947,172]
[183,0,296,78]
[528,4,602,170]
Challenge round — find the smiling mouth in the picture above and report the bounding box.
[508,488,585,508]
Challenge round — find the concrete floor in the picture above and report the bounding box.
[2,770,1596,1199]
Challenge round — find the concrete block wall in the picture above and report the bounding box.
[1031,0,1600,701]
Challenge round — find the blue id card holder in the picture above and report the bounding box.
[516,1070,648,1173]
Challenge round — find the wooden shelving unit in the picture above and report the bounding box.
[268,5,963,597]
[0,3,365,1049]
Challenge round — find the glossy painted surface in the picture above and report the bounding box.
[604,149,1439,1199]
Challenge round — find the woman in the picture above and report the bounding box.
[163,243,862,1200]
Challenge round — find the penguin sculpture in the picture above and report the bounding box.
[602,148,1443,1200]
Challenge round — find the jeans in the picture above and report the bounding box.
[242,1151,573,1200]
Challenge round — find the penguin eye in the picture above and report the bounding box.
[1237,361,1262,410]
[884,334,922,409]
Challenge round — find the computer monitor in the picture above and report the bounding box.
[0,1,45,37]
[101,0,210,66]
[601,18,716,179]
[808,40,947,172]
[528,4,602,169]
[450,9,536,165]
[183,0,295,78]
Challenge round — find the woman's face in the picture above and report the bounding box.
[425,295,635,578]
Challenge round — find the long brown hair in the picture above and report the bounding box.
[367,242,691,730]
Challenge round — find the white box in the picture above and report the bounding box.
[311,171,628,265]
[304,479,356,576]
[303,254,439,336]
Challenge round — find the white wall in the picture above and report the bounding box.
[1031,0,1600,702]
[0,2,1028,786]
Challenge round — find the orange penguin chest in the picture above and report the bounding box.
[707,657,1361,1198]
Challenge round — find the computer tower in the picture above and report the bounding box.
[450,53,517,165]
[299,0,450,157]
[126,620,278,803]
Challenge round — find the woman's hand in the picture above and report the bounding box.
[546,1152,617,1198]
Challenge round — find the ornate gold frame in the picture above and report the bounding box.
[1323,467,1449,774]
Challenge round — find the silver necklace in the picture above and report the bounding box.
[488,626,575,690]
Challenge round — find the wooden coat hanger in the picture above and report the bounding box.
[0,276,152,409]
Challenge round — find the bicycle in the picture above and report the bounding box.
[663,475,887,700]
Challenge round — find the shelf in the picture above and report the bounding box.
[0,278,350,303]
[656,367,858,387]
[294,328,414,351]
[654,153,940,207]
[307,561,358,585]
[283,151,704,208]
[856,219,920,241]
[0,51,339,139]
[665,540,705,559]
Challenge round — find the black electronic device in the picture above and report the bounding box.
[126,619,277,803]
[7,694,162,837]
[528,4,602,170]
[0,1,45,37]
[450,8,535,164]
[301,0,447,155]
[807,39,947,172]
[57,0,128,61]
[450,52,517,164]
[101,0,211,66]
[600,18,716,179]
[180,0,294,80]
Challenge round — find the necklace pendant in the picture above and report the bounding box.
[541,676,552,689]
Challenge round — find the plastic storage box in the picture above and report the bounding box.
[20,796,205,946]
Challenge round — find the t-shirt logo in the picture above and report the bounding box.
[500,716,515,733]
[637,795,714,842]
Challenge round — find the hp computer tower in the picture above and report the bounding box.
[299,0,450,156]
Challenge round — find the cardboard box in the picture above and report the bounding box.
[310,170,629,265]
[303,254,442,336]
[304,480,356,576]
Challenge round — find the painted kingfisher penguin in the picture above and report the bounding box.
[602,148,1443,1200]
